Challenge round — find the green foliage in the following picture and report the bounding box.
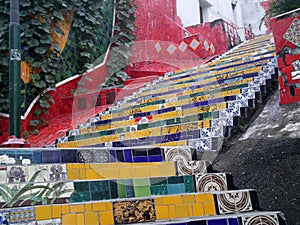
[0,0,116,134]
[101,0,137,89]
[260,0,300,29]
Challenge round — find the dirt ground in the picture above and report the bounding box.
[212,91,300,225]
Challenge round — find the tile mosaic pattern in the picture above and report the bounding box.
[196,173,230,192]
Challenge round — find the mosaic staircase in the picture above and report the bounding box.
[0,34,287,225]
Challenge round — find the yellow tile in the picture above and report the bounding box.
[85,203,93,212]
[193,203,205,217]
[188,204,193,217]
[195,193,207,203]
[204,202,216,215]
[118,167,134,179]
[149,166,161,177]
[169,205,176,219]
[98,168,115,179]
[36,205,51,220]
[86,169,98,180]
[79,169,86,179]
[67,164,73,170]
[70,204,85,213]
[164,195,182,205]
[135,167,149,178]
[107,202,113,211]
[100,211,114,225]
[72,164,85,169]
[93,202,107,211]
[85,212,99,225]
[182,194,195,203]
[61,204,69,215]
[155,205,169,220]
[206,193,214,202]
[62,214,77,225]
[175,204,189,218]
[203,120,210,128]
[67,169,79,180]
[51,205,61,218]
[155,197,164,205]
[77,213,85,224]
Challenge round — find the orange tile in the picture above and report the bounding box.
[66,164,73,170]
[62,214,77,225]
[70,204,85,213]
[85,203,93,212]
[193,203,205,217]
[93,202,107,211]
[51,205,61,218]
[175,204,189,218]
[155,205,169,220]
[99,211,114,225]
[36,205,51,221]
[77,213,85,224]
[84,212,99,225]
[188,204,193,217]
[204,202,216,215]
[61,204,69,215]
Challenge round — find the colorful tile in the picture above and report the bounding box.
[196,173,228,192]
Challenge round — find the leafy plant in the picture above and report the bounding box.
[100,0,137,89]
[260,0,300,29]
[0,168,73,208]
[0,0,115,134]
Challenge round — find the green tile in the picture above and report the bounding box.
[90,180,109,192]
[134,185,151,197]
[167,176,184,184]
[133,178,150,186]
[150,177,167,185]
[70,191,91,203]
[117,180,127,198]
[74,181,90,192]
[150,185,168,195]
[184,176,195,193]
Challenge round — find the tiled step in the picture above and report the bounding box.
[0,190,268,225]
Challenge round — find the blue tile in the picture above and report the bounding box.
[208,219,227,225]
[116,150,124,162]
[109,150,117,162]
[42,150,60,163]
[133,156,148,163]
[148,155,163,162]
[124,149,133,163]
[33,151,42,163]
[61,150,78,163]
[228,218,239,225]
[167,183,185,195]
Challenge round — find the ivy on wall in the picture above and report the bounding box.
[100,0,137,89]
[0,0,137,134]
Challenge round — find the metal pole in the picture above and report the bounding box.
[9,0,21,138]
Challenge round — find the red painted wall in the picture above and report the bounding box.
[271,10,300,105]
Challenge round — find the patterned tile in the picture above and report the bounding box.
[36,218,62,225]
[241,213,279,225]
[113,199,156,224]
[164,147,192,162]
[177,160,208,176]
[155,42,161,53]
[190,39,200,50]
[188,138,212,151]
[216,190,252,214]
[167,44,177,55]
[179,41,188,52]
[283,18,300,47]
[196,173,228,192]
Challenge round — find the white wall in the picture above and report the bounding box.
[176,0,267,35]
[176,0,200,27]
